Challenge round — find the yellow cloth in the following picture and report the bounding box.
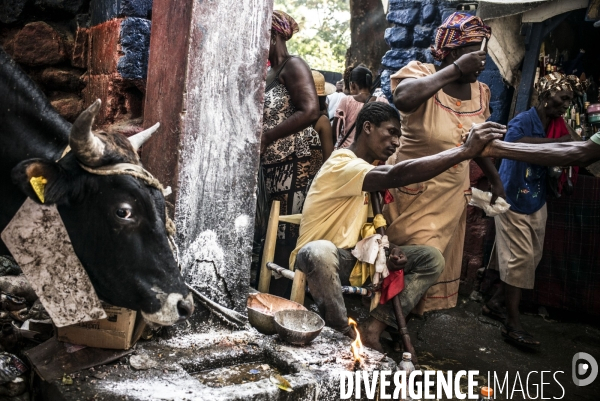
[348,214,387,286]
[384,61,491,313]
[289,149,375,269]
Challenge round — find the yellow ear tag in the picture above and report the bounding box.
[29,176,48,203]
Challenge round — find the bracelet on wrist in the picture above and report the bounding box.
[452,61,463,77]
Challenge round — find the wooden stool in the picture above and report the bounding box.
[257,201,306,305]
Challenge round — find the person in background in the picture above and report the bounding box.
[261,10,321,268]
[342,66,353,95]
[312,70,335,161]
[484,72,584,347]
[384,12,505,317]
[333,66,388,149]
[327,80,346,121]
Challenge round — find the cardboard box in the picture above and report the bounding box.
[56,304,145,350]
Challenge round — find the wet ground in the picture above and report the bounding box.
[33,291,600,400]
[342,294,600,400]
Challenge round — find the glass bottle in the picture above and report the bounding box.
[398,353,415,401]
[575,111,583,138]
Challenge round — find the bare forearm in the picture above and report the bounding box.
[393,65,460,112]
[487,140,597,167]
[515,136,571,144]
[474,157,501,183]
[265,110,318,144]
[363,147,472,192]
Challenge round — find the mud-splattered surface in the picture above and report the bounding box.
[36,295,600,400]
[40,321,395,401]
[1,199,106,327]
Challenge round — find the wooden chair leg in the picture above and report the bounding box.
[258,201,280,293]
[290,270,306,305]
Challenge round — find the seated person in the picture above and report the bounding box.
[290,102,506,352]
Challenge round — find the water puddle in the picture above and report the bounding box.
[193,362,282,388]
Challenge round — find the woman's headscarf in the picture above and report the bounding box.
[535,72,585,98]
[430,12,491,61]
[271,10,299,41]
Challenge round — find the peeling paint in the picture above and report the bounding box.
[234,214,250,234]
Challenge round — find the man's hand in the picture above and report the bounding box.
[387,246,408,272]
[463,122,506,158]
[454,51,487,76]
[480,140,499,158]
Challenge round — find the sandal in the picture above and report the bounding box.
[482,304,507,323]
[501,324,540,348]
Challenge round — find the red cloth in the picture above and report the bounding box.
[375,159,400,302]
[546,118,578,193]
[382,190,394,204]
[379,270,404,304]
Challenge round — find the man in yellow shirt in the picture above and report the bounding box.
[292,102,506,352]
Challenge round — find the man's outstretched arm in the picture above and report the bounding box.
[363,122,506,192]
[483,139,600,167]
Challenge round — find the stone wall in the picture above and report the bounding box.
[381,0,513,294]
[0,0,152,127]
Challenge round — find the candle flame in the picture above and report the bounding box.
[348,318,363,363]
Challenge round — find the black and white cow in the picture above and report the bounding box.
[0,48,193,326]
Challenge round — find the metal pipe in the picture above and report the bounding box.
[266,263,373,297]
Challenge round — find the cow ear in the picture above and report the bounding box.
[11,159,66,205]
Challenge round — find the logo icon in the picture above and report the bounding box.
[572,352,598,387]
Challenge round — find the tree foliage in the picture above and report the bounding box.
[274,0,350,73]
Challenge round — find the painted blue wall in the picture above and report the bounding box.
[382,0,513,124]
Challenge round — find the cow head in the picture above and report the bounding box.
[11,100,193,326]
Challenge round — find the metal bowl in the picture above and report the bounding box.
[247,293,307,335]
[273,310,325,345]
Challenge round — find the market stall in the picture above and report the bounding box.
[480,0,600,315]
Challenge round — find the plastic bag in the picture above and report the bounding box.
[468,187,510,217]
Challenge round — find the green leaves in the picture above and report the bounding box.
[275,0,350,72]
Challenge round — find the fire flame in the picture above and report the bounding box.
[348,318,363,363]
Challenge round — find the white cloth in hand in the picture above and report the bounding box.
[351,234,390,284]
[468,187,510,217]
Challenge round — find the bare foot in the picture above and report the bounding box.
[358,317,386,353]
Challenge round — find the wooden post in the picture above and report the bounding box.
[514,13,571,115]
[258,201,280,293]
[290,270,307,305]
[141,0,273,312]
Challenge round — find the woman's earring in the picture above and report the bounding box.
[271,38,276,46]
[544,102,548,107]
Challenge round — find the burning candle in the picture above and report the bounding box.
[348,318,363,369]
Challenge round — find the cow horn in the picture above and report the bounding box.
[69,99,106,167]
[128,122,160,151]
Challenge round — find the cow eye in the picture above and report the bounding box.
[115,207,132,219]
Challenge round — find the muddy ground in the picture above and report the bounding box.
[342,294,600,400]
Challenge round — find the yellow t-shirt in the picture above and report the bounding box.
[289,149,375,268]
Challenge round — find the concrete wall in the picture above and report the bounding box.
[141,0,272,314]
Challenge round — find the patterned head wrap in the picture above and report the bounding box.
[271,10,299,41]
[535,72,586,98]
[430,12,491,61]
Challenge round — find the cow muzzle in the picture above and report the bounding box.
[141,289,194,326]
